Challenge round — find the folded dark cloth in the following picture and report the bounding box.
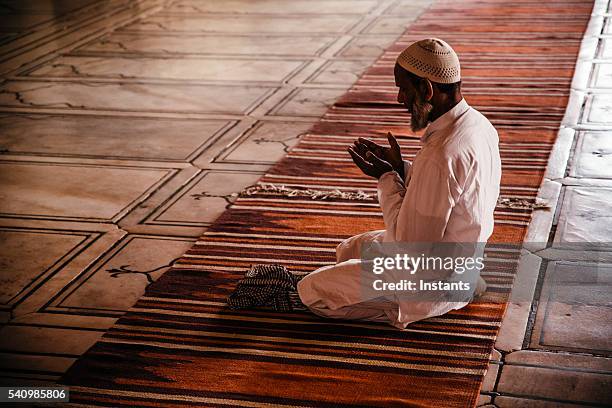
[227,264,307,312]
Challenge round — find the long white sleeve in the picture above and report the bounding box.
[398,160,461,242]
[379,159,462,243]
[375,159,413,241]
[377,170,406,241]
[402,160,412,186]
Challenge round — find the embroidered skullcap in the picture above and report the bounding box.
[396,38,460,84]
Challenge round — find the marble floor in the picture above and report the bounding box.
[0,0,610,406]
[482,1,612,406]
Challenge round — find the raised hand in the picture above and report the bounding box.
[348,146,393,179]
[354,132,404,180]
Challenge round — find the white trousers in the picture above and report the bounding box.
[296,229,474,329]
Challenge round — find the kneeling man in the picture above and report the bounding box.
[296,38,502,329]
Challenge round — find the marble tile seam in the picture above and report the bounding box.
[0,116,237,163]
[160,0,386,15]
[65,45,394,56]
[491,356,612,403]
[0,106,328,122]
[118,12,372,36]
[0,233,100,314]
[0,222,121,234]
[119,168,208,226]
[77,31,356,39]
[494,394,611,408]
[534,248,612,264]
[9,312,117,330]
[544,129,575,181]
[523,180,563,251]
[14,60,316,85]
[38,236,197,318]
[556,177,612,187]
[2,322,108,334]
[12,230,131,315]
[502,361,612,375]
[0,83,282,116]
[1,0,167,77]
[1,71,380,89]
[0,3,109,46]
[494,254,544,352]
[0,169,181,226]
[0,0,134,57]
[0,371,61,380]
[571,88,612,94]
[0,377,58,387]
[0,155,193,169]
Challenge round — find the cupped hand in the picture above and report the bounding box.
[348,146,393,179]
[354,132,404,179]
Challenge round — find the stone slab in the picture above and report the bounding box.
[10,227,126,318]
[497,364,612,405]
[495,251,542,352]
[530,261,612,354]
[11,313,117,330]
[79,33,336,57]
[383,0,432,15]
[0,114,230,160]
[544,128,574,180]
[148,170,263,226]
[336,35,397,58]
[0,352,75,374]
[481,362,500,393]
[306,60,372,85]
[506,350,612,372]
[361,15,416,34]
[0,14,55,30]
[524,179,562,251]
[0,0,97,14]
[0,80,275,115]
[269,87,349,117]
[476,395,492,406]
[0,377,58,387]
[495,396,599,408]
[593,63,612,88]
[122,14,362,33]
[50,235,194,314]
[0,161,173,221]
[165,0,378,14]
[217,121,312,164]
[0,229,90,307]
[569,130,612,179]
[554,187,612,243]
[0,326,104,356]
[582,93,612,124]
[29,56,307,83]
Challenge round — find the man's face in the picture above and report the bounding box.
[394,64,414,107]
[394,64,432,132]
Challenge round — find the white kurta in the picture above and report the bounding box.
[297,99,502,329]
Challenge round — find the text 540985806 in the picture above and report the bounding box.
[1,387,69,403]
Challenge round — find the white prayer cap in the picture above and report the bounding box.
[396,38,460,84]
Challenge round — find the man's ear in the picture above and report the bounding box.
[423,78,434,102]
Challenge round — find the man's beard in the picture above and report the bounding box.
[410,92,433,132]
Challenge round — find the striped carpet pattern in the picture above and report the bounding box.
[61,1,593,406]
